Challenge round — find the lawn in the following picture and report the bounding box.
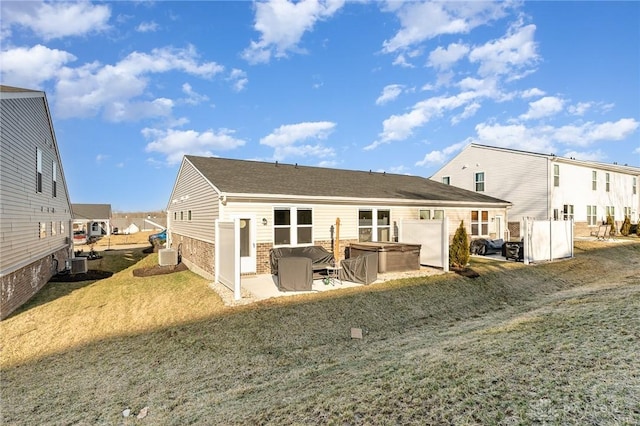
[1,240,639,425]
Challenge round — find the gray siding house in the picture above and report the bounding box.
[167,156,511,279]
[430,143,640,237]
[1,85,73,320]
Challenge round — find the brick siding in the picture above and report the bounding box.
[1,246,70,320]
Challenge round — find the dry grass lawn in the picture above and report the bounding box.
[1,240,639,425]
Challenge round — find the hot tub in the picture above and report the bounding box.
[348,242,421,273]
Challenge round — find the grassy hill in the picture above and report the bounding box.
[1,240,639,424]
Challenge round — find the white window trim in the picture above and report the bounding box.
[474,172,485,192]
[273,206,314,247]
[471,210,489,236]
[358,207,392,242]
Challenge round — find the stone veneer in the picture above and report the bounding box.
[1,246,70,320]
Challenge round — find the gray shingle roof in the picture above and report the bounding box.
[186,156,510,205]
[72,204,112,220]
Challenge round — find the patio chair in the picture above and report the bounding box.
[339,252,378,285]
[591,224,611,240]
[277,257,313,291]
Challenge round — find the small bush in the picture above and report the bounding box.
[620,215,631,236]
[450,220,470,268]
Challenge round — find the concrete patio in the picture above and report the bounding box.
[209,266,446,306]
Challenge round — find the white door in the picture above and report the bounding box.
[238,216,256,273]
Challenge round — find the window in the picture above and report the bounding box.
[624,207,631,218]
[52,161,57,197]
[563,204,574,220]
[433,210,444,220]
[592,171,597,190]
[634,177,637,195]
[474,172,485,192]
[553,164,560,187]
[180,211,184,221]
[606,206,615,219]
[442,176,450,185]
[605,173,610,192]
[274,207,313,246]
[51,221,57,236]
[36,148,42,193]
[587,206,597,226]
[553,209,559,221]
[358,208,391,242]
[174,212,177,220]
[188,210,192,221]
[39,222,46,239]
[419,209,431,220]
[471,210,489,236]
[60,221,65,235]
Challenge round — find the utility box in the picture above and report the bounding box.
[71,257,88,274]
[158,248,178,266]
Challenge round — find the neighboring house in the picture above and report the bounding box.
[110,212,166,234]
[430,143,640,237]
[72,203,112,237]
[0,85,73,320]
[166,155,511,279]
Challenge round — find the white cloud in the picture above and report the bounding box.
[376,84,404,105]
[520,96,565,120]
[521,88,545,98]
[144,128,246,165]
[242,0,346,64]
[451,102,481,125]
[227,69,248,92]
[96,154,109,164]
[382,1,512,53]
[181,83,209,106]
[553,118,639,146]
[469,21,539,78]
[567,102,593,116]
[392,54,414,68]
[136,21,159,33]
[54,45,223,121]
[415,141,466,167]
[428,42,469,70]
[367,91,481,150]
[260,121,337,161]
[1,1,111,40]
[0,45,76,89]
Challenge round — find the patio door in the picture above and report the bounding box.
[238,216,256,274]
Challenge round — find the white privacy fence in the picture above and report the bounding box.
[523,218,573,264]
[215,219,241,300]
[399,218,449,272]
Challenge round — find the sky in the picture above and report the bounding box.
[1,0,639,212]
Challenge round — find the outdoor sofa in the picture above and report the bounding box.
[269,246,335,275]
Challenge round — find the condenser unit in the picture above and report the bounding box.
[71,257,88,274]
[158,248,178,266]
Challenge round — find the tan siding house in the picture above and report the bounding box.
[167,156,511,279]
[0,85,73,320]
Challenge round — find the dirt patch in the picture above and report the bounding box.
[49,270,114,282]
[132,262,188,277]
[451,267,480,278]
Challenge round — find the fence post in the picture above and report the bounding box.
[442,217,449,272]
[523,217,530,265]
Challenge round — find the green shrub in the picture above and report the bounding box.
[449,220,470,268]
[606,215,615,236]
[620,215,631,236]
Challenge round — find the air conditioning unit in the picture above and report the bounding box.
[71,257,88,274]
[158,248,178,266]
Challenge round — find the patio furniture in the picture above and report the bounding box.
[324,265,343,286]
[277,257,313,291]
[470,238,504,255]
[590,224,611,240]
[269,246,335,275]
[339,252,378,285]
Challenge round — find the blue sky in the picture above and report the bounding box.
[1,1,638,212]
